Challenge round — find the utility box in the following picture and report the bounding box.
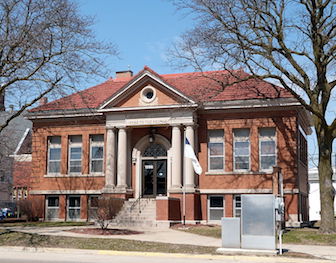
[241,194,276,250]
[221,218,240,248]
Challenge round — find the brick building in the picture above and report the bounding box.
[27,66,311,225]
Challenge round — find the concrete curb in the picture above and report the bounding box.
[0,246,329,263]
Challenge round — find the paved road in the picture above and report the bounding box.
[0,247,328,263]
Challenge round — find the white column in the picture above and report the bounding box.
[171,125,182,190]
[117,127,127,189]
[105,128,116,190]
[184,125,195,191]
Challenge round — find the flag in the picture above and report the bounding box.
[184,138,202,175]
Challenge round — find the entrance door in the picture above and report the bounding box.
[142,160,167,197]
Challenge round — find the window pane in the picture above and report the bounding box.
[69,197,80,207]
[235,209,241,218]
[92,146,103,159]
[210,196,223,207]
[49,161,60,173]
[91,160,103,173]
[69,135,82,143]
[235,157,249,170]
[234,141,249,155]
[209,209,224,220]
[69,161,81,173]
[91,134,104,142]
[210,157,224,170]
[70,147,82,159]
[49,148,61,160]
[48,197,59,207]
[209,142,224,155]
[234,129,249,138]
[260,141,275,154]
[49,136,61,144]
[260,128,275,137]
[209,130,224,140]
[261,156,276,170]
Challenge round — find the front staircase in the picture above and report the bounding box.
[111,198,158,228]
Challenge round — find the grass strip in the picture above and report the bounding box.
[0,231,217,255]
[174,225,336,246]
[0,221,92,228]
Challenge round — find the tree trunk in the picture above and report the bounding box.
[317,128,335,233]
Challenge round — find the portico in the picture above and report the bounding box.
[102,109,197,199]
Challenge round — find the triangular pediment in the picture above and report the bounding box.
[99,67,196,110]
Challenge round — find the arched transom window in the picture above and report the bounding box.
[143,143,167,157]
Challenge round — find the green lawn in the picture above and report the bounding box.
[173,225,336,246]
[0,221,93,228]
[0,230,217,255]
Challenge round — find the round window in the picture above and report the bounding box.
[141,86,156,103]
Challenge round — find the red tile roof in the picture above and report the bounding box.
[30,66,293,112]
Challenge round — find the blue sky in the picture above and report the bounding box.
[78,0,193,77]
[77,0,334,164]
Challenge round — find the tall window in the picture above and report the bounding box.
[47,136,61,174]
[208,196,225,221]
[68,135,82,174]
[46,196,59,221]
[299,131,307,165]
[259,128,276,170]
[208,130,224,171]
[90,134,104,173]
[233,129,250,171]
[234,195,241,217]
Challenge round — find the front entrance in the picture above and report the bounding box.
[142,159,167,197]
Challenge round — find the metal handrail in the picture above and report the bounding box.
[130,196,141,214]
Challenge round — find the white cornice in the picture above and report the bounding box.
[99,103,198,113]
[202,97,301,110]
[99,71,196,109]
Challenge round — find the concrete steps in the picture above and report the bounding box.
[111,198,158,227]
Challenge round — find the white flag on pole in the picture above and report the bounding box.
[184,138,202,175]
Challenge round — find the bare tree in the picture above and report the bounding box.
[95,198,124,230]
[170,0,336,233]
[0,0,117,132]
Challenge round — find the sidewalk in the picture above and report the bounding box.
[4,225,336,261]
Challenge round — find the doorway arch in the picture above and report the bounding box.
[132,134,171,198]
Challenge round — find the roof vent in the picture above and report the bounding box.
[115,70,133,79]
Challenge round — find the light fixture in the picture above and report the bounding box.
[149,134,155,143]
[149,128,156,143]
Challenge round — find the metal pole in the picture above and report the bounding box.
[183,185,186,225]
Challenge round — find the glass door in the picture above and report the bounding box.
[142,159,167,197]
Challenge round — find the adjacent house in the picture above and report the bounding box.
[26,66,311,226]
[0,105,32,206]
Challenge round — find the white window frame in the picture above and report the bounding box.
[259,128,277,172]
[233,129,250,171]
[89,135,104,174]
[67,195,81,221]
[208,130,225,172]
[233,195,241,218]
[47,136,61,175]
[68,135,82,174]
[208,195,225,222]
[46,195,59,221]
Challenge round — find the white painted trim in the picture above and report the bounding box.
[199,188,299,194]
[13,154,32,162]
[14,128,30,155]
[200,189,273,194]
[99,103,198,113]
[203,98,301,110]
[43,173,104,178]
[27,111,102,119]
[99,71,196,109]
[30,190,102,194]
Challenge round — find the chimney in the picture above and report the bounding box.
[115,70,133,79]
[0,90,5,111]
[39,97,48,106]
